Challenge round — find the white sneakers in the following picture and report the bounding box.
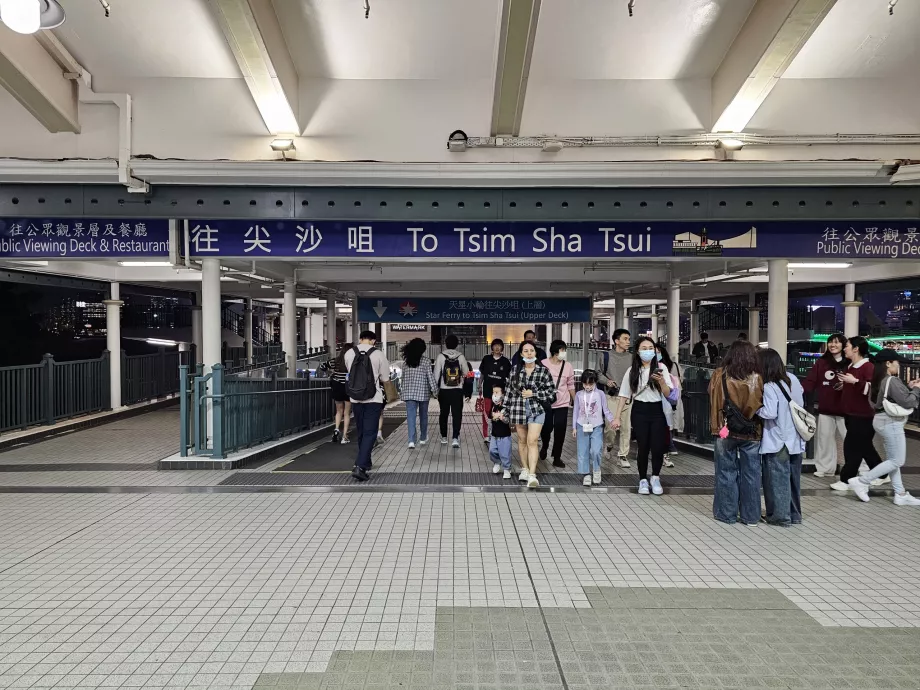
[592,471,601,485]
[650,476,664,495]
[451,438,460,449]
[502,470,512,480]
[638,479,650,495]
[492,463,501,474]
[583,475,593,487]
[618,457,631,469]
[440,438,448,445]
[664,458,675,468]
[518,469,529,482]
[419,438,428,446]
[894,492,920,506]
[813,471,828,478]
[848,477,870,502]
[829,481,849,492]
[527,475,539,489]
[408,442,416,450]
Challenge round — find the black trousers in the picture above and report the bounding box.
[540,407,569,461]
[840,415,882,484]
[438,389,464,440]
[631,400,668,480]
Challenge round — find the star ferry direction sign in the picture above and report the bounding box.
[188,220,920,259]
[357,297,592,324]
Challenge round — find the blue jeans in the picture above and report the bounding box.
[713,437,762,525]
[761,448,803,526]
[489,435,512,470]
[353,402,383,471]
[576,425,604,474]
[405,399,429,445]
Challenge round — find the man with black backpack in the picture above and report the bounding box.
[343,330,391,481]
[433,334,471,448]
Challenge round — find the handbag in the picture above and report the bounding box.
[777,381,816,441]
[383,378,398,404]
[882,377,914,418]
[475,396,485,413]
[721,372,758,436]
[664,368,680,407]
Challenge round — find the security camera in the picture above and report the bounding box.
[447,130,468,152]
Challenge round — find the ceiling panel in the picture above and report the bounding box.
[54,0,240,79]
[276,0,501,79]
[784,0,920,79]
[529,0,757,80]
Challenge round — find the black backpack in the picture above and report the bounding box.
[442,355,462,387]
[346,346,378,401]
[721,372,757,436]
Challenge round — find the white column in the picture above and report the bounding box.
[614,294,626,332]
[768,259,789,362]
[325,296,336,350]
[843,282,862,338]
[381,323,388,352]
[104,282,123,409]
[301,309,310,349]
[561,323,572,344]
[667,280,680,360]
[649,304,658,342]
[747,292,760,346]
[544,323,552,347]
[244,298,253,364]
[351,297,359,343]
[191,303,203,365]
[310,311,323,346]
[689,299,699,344]
[201,259,222,371]
[282,279,297,374]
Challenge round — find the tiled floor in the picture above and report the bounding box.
[2,492,920,689]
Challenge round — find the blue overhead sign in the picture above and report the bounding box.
[187,219,920,259]
[0,219,170,258]
[357,297,592,324]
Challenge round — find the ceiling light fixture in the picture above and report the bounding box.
[0,0,65,34]
[270,137,295,160]
[118,261,173,267]
[788,262,852,269]
[147,338,177,347]
[447,129,469,152]
[718,138,745,151]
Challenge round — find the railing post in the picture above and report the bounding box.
[19,366,28,430]
[101,350,111,410]
[212,364,224,459]
[179,364,189,457]
[42,353,55,425]
[157,347,166,398]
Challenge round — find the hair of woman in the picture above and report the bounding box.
[401,338,427,368]
[758,347,790,387]
[655,341,678,377]
[721,339,760,381]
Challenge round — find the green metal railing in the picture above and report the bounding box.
[181,363,333,458]
[122,349,181,405]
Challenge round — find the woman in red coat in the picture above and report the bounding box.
[802,334,848,478]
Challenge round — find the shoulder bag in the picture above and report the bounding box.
[777,381,817,441]
[882,376,914,418]
[721,372,758,436]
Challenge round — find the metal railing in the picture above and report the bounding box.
[122,349,182,405]
[181,363,333,458]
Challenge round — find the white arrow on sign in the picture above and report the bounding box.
[373,300,388,318]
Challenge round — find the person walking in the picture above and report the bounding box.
[802,334,848,478]
[831,336,884,492]
[329,343,352,444]
[692,332,719,363]
[757,348,805,527]
[848,350,920,505]
[343,331,391,482]
[656,341,683,468]
[433,334,471,448]
[540,339,576,468]
[505,342,556,489]
[597,328,633,468]
[478,339,512,443]
[488,385,513,480]
[511,329,548,369]
[399,338,437,450]
[709,340,764,525]
[572,370,614,486]
[612,336,674,496]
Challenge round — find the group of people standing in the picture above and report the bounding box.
[709,336,920,526]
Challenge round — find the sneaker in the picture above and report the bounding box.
[638,479,650,495]
[351,466,369,482]
[493,463,501,474]
[583,474,593,487]
[813,471,828,478]
[848,477,870,502]
[503,470,512,480]
[340,437,350,445]
[829,481,850,492]
[332,429,341,443]
[871,477,891,486]
[552,459,566,468]
[408,442,416,450]
[618,457,631,469]
[518,469,529,482]
[419,438,428,446]
[650,476,663,495]
[484,436,490,445]
[592,471,601,485]
[664,458,675,468]
[894,492,920,506]
[452,438,460,449]
[440,437,448,445]
[527,475,539,489]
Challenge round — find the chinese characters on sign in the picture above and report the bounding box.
[819,225,920,258]
[0,219,170,258]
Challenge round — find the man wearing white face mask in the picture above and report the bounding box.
[541,340,576,468]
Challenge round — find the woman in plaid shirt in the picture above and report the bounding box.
[505,342,557,489]
[400,338,437,449]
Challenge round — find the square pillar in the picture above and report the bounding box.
[843,282,862,338]
[104,282,123,409]
[768,260,789,362]
[667,280,680,361]
[244,298,253,364]
[282,278,297,374]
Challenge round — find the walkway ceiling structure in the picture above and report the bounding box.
[2,0,920,307]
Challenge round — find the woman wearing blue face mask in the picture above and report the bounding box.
[612,336,673,495]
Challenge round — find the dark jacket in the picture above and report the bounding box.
[692,340,719,362]
[802,355,847,417]
[511,343,548,369]
[490,403,512,438]
[479,354,513,397]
